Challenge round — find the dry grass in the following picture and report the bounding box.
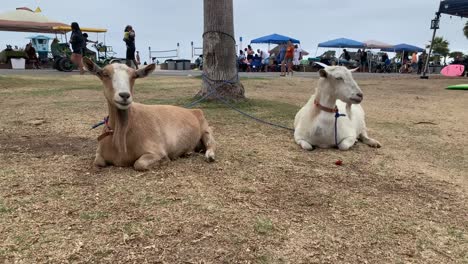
[0,73,467,263]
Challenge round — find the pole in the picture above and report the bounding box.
[239,36,243,52]
[177,42,180,59]
[148,46,151,63]
[191,41,194,59]
[421,12,441,79]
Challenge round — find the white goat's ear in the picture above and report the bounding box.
[350,67,359,72]
[319,69,328,78]
[134,64,156,79]
[82,57,102,76]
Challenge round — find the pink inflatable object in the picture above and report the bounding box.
[440,64,465,77]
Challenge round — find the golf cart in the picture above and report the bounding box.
[51,26,123,71]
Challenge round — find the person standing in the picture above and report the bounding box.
[281,40,294,76]
[123,25,138,69]
[25,42,40,69]
[411,52,418,72]
[69,22,86,74]
[360,48,368,72]
[257,49,269,71]
[136,51,141,66]
[417,50,427,74]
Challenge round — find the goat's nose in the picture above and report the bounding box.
[356,93,363,98]
[119,92,130,100]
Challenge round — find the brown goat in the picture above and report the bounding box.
[83,58,216,171]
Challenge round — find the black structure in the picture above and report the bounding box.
[421,0,468,79]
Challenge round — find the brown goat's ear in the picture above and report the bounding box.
[319,69,328,78]
[82,57,102,76]
[134,64,156,79]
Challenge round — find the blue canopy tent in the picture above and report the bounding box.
[315,38,364,68]
[422,0,468,78]
[381,43,425,52]
[318,38,365,49]
[250,33,300,44]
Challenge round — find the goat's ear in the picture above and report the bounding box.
[134,64,156,79]
[349,67,359,72]
[319,69,328,78]
[82,57,103,76]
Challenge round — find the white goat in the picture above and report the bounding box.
[83,58,216,171]
[294,64,381,150]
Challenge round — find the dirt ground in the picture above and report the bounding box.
[0,72,467,264]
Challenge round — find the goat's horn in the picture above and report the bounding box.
[314,62,329,68]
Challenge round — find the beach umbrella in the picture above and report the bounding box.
[381,43,425,52]
[363,40,393,49]
[251,33,300,44]
[251,33,300,51]
[318,38,365,49]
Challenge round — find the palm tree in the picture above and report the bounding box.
[426,36,450,64]
[198,0,245,100]
[449,51,464,60]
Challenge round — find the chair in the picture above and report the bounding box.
[250,57,263,72]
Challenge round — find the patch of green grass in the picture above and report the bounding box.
[0,199,14,214]
[254,217,274,235]
[141,97,191,106]
[79,211,109,220]
[256,255,270,264]
[93,249,115,258]
[240,77,268,80]
[448,227,466,241]
[0,169,17,177]
[239,187,256,194]
[20,85,99,97]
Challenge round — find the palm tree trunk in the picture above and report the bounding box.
[198,0,245,100]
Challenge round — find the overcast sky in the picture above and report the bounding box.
[1,0,467,62]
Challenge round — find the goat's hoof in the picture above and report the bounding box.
[134,165,150,171]
[93,158,107,168]
[299,141,314,151]
[367,139,382,148]
[205,150,215,162]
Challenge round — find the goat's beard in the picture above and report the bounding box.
[113,108,129,153]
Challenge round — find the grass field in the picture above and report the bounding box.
[0,72,467,263]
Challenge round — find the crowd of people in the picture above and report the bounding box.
[334,48,429,74]
[21,22,142,73]
[237,40,308,76]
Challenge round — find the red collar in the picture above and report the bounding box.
[97,116,113,141]
[97,127,113,141]
[314,100,338,113]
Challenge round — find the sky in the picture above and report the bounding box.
[1,0,467,62]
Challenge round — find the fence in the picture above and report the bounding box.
[148,43,179,63]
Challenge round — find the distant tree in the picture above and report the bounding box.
[426,36,450,64]
[449,51,464,60]
[464,21,468,39]
[198,0,245,100]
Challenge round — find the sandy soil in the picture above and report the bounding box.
[0,73,466,263]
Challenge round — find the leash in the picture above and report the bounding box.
[334,110,346,147]
[90,72,295,133]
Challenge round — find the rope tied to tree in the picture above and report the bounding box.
[202,30,236,43]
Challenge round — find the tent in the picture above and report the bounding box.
[251,34,300,44]
[0,7,107,34]
[318,38,365,48]
[381,43,425,52]
[422,0,468,78]
[0,7,68,33]
[439,0,468,17]
[363,40,393,49]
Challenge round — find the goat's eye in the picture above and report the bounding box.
[336,77,344,81]
[100,71,110,78]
